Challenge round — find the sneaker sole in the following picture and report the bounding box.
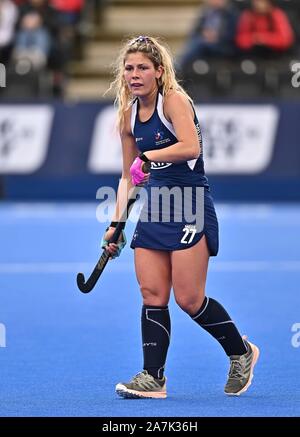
[225,341,260,396]
[115,383,167,399]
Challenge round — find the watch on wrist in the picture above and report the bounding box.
[139,153,151,173]
[139,152,150,162]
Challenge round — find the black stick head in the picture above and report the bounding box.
[77,272,91,294]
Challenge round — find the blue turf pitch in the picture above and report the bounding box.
[0,202,300,417]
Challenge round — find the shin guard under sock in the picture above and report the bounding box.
[191,297,247,356]
[142,305,171,379]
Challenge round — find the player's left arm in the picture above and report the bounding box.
[144,91,201,163]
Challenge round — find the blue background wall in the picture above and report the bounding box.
[1,101,300,201]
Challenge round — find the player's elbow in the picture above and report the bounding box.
[189,145,201,160]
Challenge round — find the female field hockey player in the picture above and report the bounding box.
[101,35,259,399]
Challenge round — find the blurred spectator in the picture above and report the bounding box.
[0,0,18,64]
[236,0,295,56]
[17,0,61,39]
[179,0,238,70]
[50,0,85,62]
[13,8,51,69]
[12,0,68,96]
[50,0,84,26]
[22,1,66,72]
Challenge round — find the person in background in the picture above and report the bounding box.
[50,0,84,26]
[236,0,295,56]
[13,1,66,95]
[13,0,56,69]
[50,0,85,64]
[179,0,238,70]
[13,10,51,69]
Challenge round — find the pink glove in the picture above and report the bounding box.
[130,156,150,185]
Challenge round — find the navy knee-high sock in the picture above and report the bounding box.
[142,305,171,379]
[191,297,247,356]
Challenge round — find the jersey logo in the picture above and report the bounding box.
[155,129,164,141]
[151,162,172,170]
[154,128,171,146]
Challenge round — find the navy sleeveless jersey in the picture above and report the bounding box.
[131,92,209,188]
[129,91,219,255]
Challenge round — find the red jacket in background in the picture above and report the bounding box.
[50,0,84,13]
[236,7,295,51]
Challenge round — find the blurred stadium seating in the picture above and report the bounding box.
[66,0,201,99]
[66,0,300,100]
[1,0,299,100]
[1,0,300,201]
[181,0,300,100]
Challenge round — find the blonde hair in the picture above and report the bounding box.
[106,35,193,130]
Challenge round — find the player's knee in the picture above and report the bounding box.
[175,292,205,315]
[140,286,169,306]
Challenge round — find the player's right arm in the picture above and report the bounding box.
[102,108,143,257]
[114,107,141,222]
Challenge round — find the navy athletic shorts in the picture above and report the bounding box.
[130,185,219,256]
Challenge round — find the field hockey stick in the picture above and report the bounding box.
[77,184,143,293]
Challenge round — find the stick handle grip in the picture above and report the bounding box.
[107,187,141,244]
